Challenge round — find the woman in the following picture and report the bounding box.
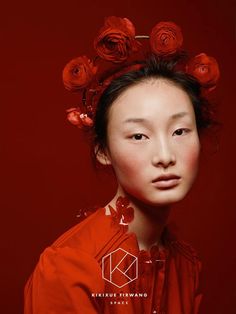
[24,17,220,314]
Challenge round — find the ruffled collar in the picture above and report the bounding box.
[102,205,177,264]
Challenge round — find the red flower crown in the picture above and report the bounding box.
[63,16,220,129]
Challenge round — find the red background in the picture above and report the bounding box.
[1,0,235,313]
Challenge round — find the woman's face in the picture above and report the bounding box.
[102,79,200,206]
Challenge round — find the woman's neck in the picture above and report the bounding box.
[105,186,171,251]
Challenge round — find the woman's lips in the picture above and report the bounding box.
[152,175,181,189]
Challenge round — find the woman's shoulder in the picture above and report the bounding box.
[48,207,122,257]
[24,208,109,307]
[24,238,105,313]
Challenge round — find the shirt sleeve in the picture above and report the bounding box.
[24,246,105,314]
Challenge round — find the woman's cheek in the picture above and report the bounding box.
[182,142,200,174]
[111,147,146,177]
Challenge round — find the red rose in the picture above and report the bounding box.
[94,16,138,63]
[186,53,220,90]
[62,56,97,91]
[66,107,93,128]
[122,18,135,37]
[115,196,134,224]
[116,196,130,209]
[79,113,94,127]
[66,107,83,127]
[150,21,183,55]
[122,206,134,224]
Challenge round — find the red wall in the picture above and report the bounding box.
[1,0,235,313]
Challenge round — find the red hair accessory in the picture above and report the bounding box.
[94,16,139,63]
[63,56,98,91]
[63,16,220,129]
[186,53,220,91]
[66,107,93,128]
[150,21,183,56]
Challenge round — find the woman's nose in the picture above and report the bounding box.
[151,137,176,168]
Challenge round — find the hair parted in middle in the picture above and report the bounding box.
[93,55,216,156]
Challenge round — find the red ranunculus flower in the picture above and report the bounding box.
[116,196,130,209]
[116,196,134,224]
[79,113,94,127]
[62,56,97,91]
[186,53,220,91]
[66,107,93,128]
[94,16,138,63]
[66,107,83,127]
[150,21,183,55]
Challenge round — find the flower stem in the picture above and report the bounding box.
[135,35,150,39]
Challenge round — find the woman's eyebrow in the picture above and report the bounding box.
[123,112,189,124]
[123,112,190,125]
[123,118,148,124]
[170,112,189,120]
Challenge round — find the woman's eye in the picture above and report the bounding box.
[131,133,147,140]
[173,128,190,136]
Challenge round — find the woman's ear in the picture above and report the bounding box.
[94,145,112,166]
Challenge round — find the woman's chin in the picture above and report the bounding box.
[136,191,188,207]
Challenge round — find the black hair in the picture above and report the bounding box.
[93,55,215,156]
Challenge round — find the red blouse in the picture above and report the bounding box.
[24,207,203,314]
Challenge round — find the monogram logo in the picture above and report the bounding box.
[102,248,138,288]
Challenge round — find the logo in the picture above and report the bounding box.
[102,248,138,288]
